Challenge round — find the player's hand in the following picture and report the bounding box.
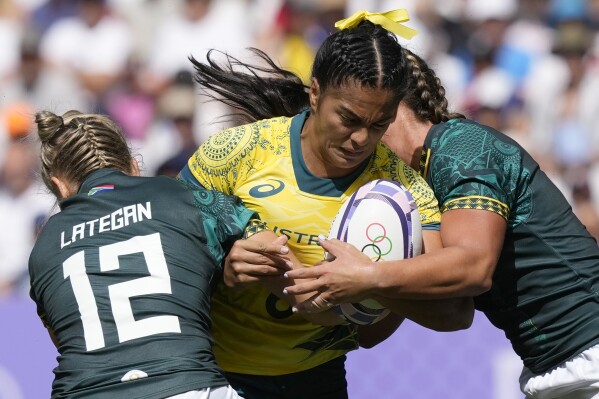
[284,237,377,313]
[224,234,293,288]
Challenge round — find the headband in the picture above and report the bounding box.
[335,9,418,40]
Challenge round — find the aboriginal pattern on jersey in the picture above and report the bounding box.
[388,152,436,206]
[422,120,527,222]
[189,119,290,193]
[442,196,510,219]
[192,185,238,219]
[295,325,358,353]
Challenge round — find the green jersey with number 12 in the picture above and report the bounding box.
[29,169,255,399]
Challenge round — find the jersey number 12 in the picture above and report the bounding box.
[63,233,181,351]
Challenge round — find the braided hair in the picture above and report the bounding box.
[189,21,408,124]
[35,110,133,198]
[401,48,465,124]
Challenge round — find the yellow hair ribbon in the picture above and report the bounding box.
[335,9,418,40]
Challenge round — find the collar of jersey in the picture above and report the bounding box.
[77,168,124,195]
[421,120,455,179]
[289,110,371,197]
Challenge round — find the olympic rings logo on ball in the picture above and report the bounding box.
[361,222,393,261]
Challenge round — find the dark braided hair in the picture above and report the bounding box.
[190,48,309,124]
[189,21,408,124]
[401,48,465,124]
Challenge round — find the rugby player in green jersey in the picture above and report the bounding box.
[28,110,318,399]
[286,41,599,399]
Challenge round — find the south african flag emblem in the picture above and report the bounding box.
[88,184,114,196]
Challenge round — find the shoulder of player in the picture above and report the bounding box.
[432,118,504,145]
[430,119,525,163]
[197,115,292,161]
[135,175,205,206]
[212,115,292,143]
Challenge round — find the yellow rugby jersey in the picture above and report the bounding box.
[180,110,440,375]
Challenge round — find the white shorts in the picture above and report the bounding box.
[166,385,244,399]
[520,343,599,399]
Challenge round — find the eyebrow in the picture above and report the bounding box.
[339,106,394,125]
[339,106,368,124]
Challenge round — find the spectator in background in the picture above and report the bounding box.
[39,0,132,112]
[0,101,34,164]
[152,85,198,176]
[141,0,252,140]
[2,29,86,115]
[143,0,251,91]
[0,6,23,82]
[0,139,53,297]
[257,0,344,84]
[460,0,518,120]
[137,71,198,176]
[106,0,180,64]
[523,14,599,231]
[523,1,598,158]
[104,58,155,148]
[29,0,77,36]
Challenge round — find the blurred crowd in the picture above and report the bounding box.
[1,0,599,298]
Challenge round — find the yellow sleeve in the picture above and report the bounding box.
[186,124,257,195]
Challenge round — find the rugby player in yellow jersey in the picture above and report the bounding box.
[179,10,474,399]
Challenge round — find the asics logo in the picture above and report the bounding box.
[249,179,285,198]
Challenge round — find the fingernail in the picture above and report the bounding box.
[318,234,327,241]
[280,246,289,254]
[282,288,288,295]
[283,272,289,278]
[285,260,293,268]
[292,307,298,313]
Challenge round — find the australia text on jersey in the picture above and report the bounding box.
[271,225,321,245]
[60,202,152,249]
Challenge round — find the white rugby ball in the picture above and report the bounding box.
[328,179,422,325]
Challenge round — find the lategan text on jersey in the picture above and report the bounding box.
[60,202,152,248]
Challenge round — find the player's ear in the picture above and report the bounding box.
[51,176,75,200]
[129,157,140,177]
[309,78,320,111]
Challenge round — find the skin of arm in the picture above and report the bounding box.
[354,229,474,348]
[229,229,348,326]
[284,209,506,306]
[357,293,474,348]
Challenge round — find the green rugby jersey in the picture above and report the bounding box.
[29,169,255,398]
[421,118,599,374]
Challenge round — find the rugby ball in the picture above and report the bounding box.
[328,179,422,325]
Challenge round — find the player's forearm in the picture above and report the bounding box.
[374,295,474,331]
[370,247,494,299]
[357,313,404,349]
